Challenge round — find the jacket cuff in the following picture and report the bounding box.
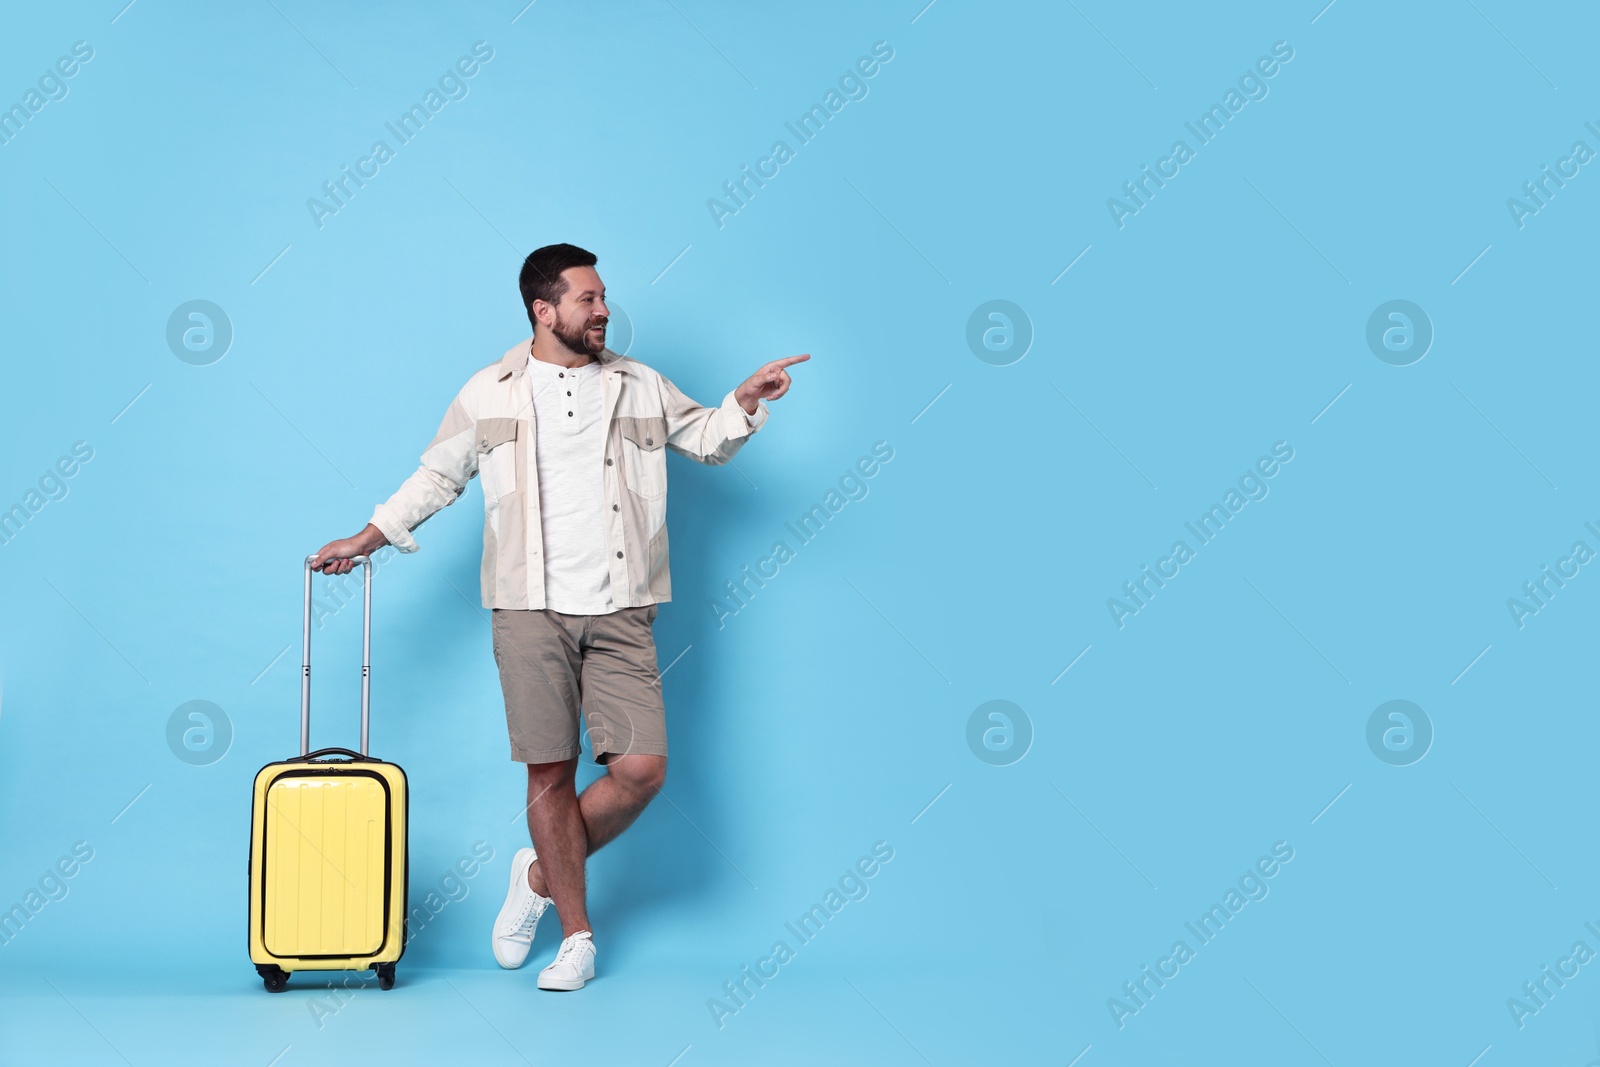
[369,506,419,553]
[723,391,768,436]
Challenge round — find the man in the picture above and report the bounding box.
[311,243,806,990]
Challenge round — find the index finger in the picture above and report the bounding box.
[769,354,811,370]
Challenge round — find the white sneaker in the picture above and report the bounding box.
[537,930,596,991]
[491,847,552,969]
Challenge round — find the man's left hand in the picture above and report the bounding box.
[735,354,810,414]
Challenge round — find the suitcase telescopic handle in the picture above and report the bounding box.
[302,554,373,758]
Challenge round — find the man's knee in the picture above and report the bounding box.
[608,754,666,797]
[526,757,577,791]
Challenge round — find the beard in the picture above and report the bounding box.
[552,308,607,357]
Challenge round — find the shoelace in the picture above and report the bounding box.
[553,933,591,967]
[507,894,546,941]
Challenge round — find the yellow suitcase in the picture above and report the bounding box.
[248,555,408,993]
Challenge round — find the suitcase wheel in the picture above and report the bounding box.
[375,962,396,991]
[256,964,289,993]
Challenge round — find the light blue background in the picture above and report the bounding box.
[3,0,1599,1063]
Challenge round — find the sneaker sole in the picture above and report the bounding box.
[491,852,538,970]
[537,973,591,991]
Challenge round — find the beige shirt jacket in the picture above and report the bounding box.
[369,338,770,610]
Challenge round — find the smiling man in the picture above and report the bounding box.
[311,243,807,990]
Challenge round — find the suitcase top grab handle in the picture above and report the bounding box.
[302,554,372,758]
[302,746,375,763]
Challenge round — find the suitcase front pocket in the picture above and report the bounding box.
[261,773,391,959]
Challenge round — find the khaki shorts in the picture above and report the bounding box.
[490,605,667,765]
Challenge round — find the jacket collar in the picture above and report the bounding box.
[498,337,627,381]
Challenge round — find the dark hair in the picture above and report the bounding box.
[519,243,598,332]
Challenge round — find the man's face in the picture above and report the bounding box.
[544,266,609,356]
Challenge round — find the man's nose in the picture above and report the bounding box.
[594,300,609,322]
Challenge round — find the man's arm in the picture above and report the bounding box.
[659,353,809,466]
[311,392,479,574]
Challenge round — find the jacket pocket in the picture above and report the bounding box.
[475,417,519,502]
[617,415,668,501]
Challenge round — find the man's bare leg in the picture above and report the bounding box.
[524,757,592,938]
[523,754,666,933]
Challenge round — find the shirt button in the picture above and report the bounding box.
[566,391,571,396]
[568,411,573,417]
[559,372,564,378]
[606,458,613,466]
[645,437,652,446]
[612,504,619,511]
[616,551,623,559]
